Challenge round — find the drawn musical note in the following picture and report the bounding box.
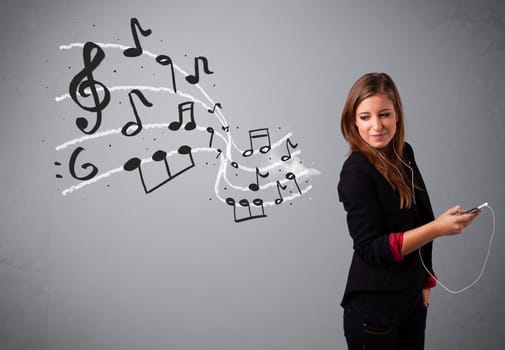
[231,161,239,169]
[121,89,153,137]
[248,167,269,192]
[206,127,215,147]
[285,172,302,195]
[207,103,222,113]
[123,145,195,194]
[186,56,214,84]
[123,18,152,57]
[275,180,287,205]
[169,101,196,131]
[155,54,177,94]
[69,41,111,135]
[281,138,298,161]
[226,197,267,223]
[242,128,271,157]
[69,146,98,181]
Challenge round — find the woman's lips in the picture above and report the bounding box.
[371,133,386,138]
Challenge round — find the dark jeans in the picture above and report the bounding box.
[343,302,427,350]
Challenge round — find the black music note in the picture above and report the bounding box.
[207,127,215,147]
[281,138,298,161]
[123,18,152,57]
[226,197,267,223]
[248,167,269,192]
[231,161,239,169]
[169,101,196,131]
[207,103,222,113]
[155,54,177,94]
[121,89,153,137]
[242,128,271,157]
[285,172,302,195]
[185,56,214,84]
[68,146,98,181]
[275,180,287,205]
[123,145,195,194]
[69,41,111,135]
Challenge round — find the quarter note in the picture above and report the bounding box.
[226,197,267,223]
[121,89,153,137]
[185,56,214,84]
[123,18,152,57]
[155,54,177,94]
[169,101,196,131]
[248,167,269,192]
[286,172,302,195]
[281,138,298,161]
[206,127,215,147]
[69,41,111,135]
[275,180,287,205]
[207,103,222,113]
[123,145,195,194]
[242,128,271,157]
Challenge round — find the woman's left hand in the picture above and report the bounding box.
[422,288,431,309]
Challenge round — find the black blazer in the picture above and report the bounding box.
[338,143,435,306]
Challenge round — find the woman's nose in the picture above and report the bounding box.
[372,116,382,130]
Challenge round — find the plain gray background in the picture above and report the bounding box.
[1,0,504,349]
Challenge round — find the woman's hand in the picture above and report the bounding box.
[401,205,481,256]
[433,205,480,237]
[422,288,431,309]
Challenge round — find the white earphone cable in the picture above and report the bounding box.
[379,147,496,294]
[418,204,496,294]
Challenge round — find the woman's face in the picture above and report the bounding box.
[355,94,397,151]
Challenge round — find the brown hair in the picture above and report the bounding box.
[340,72,414,208]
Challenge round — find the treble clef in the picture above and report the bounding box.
[69,41,111,135]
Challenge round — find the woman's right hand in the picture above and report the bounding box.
[434,205,480,237]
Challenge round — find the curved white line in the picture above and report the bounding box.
[57,41,320,210]
[58,42,227,126]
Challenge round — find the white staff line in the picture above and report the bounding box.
[57,41,319,210]
[55,85,226,127]
[56,42,296,170]
[62,146,212,196]
[220,167,309,192]
[211,149,316,208]
[262,184,313,207]
[58,42,227,126]
[55,122,295,168]
[56,123,307,196]
[231,149,302,173]
[55,86,173,102]
[61,146,316,200]
[55,123,168,150]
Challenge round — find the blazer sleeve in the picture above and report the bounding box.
[338,157,397,267]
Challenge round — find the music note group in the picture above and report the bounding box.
[56,17,316,223]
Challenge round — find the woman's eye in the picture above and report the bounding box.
[379,113,391,118]
[359,115,369,120]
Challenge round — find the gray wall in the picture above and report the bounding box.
[1,0,504,349]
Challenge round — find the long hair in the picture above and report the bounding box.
[340,72,414,208]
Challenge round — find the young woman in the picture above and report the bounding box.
[338,72,480,349]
